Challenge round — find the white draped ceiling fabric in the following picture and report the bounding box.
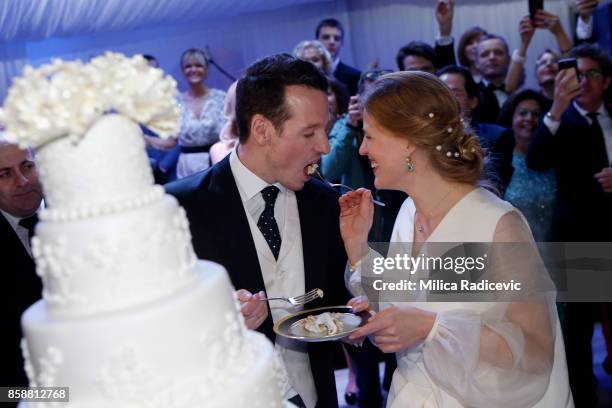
[0,0,577,101]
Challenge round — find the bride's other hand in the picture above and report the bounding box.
[348,305,436,353]
[342,296,371,346]
[339,188,374,264]
[348,295,370,313]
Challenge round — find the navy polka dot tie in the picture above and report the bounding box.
[258,186,281,260]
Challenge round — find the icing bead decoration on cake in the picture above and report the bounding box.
[0,52,180,148]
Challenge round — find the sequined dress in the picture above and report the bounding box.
[504,152,556,241]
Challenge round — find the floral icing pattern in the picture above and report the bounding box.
[0,52,180,148]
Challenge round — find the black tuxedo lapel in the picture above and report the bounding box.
[296,185,328,295]
[475,81,501,124]
[566,104,609,167]
[566,103,589,126]
[296,183,343,408]
[203,158,276,341]
[333,61,360,96]
[1,212,41,387]
[206,159,266,291]
[0,213,34,271]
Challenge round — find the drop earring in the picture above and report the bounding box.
[406,155,414,173]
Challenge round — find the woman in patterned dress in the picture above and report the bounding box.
[175,48,226,179]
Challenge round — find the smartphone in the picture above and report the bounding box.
[529,0,544,20]
[558,58,580,91]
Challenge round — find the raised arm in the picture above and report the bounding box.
[434,0,457,68]
[321,96,363,182]
[505,15,535,95]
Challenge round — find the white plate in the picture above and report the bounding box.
[274,306,369,342]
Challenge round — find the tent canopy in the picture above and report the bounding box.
[0,0,327,41]
[0,0,575,100]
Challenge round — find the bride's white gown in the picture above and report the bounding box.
[349,188,573,408]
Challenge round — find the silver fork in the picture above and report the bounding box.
[313,169,386,207]
[260,288,323,306]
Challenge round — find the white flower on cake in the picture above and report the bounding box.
[0,52,180,149]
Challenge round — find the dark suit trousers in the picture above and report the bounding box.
[564,302,599,407]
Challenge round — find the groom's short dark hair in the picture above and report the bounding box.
[236,53,328,143]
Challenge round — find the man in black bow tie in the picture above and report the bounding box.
[0,136,43,393]
[475,34,511,124]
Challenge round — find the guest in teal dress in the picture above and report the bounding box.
[499,89,556,242]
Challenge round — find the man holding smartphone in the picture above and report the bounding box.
[528,43,612,407]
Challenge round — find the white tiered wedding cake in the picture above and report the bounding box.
[1,53,284,407]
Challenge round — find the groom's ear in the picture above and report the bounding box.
[250,114,274,146]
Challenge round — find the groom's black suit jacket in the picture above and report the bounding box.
[527,103,612,242]
[1,212,42,389]
[166,156,349,408]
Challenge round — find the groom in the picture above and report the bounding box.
[166,54,349,408]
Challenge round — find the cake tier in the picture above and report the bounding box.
[36,114,155,212]
[21,261,284,407]
[32,195,197,317]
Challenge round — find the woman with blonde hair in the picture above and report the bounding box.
[293,40,333,76]
[149,48,225,178]
[341,71,572,407]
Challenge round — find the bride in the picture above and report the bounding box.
[341,71,573,407]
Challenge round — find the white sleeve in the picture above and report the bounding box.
[421,212,558,407]
[576,15,593,40]
[435,35,454,47]
[543,113,561,136]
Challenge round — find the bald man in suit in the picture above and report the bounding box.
[0,138,43,392]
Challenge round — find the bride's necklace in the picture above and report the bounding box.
[415,189,455,235]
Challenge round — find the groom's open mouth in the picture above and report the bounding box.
[304,161,319,177]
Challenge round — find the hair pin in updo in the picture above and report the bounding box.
[447,127,453,133]
[428,112,435,118]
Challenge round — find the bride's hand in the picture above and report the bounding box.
[342,296,371,346]
[348,305,436,353]
[339,189,374,264]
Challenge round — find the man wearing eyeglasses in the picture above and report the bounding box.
[528,43,612,408]
[315,18,361,96]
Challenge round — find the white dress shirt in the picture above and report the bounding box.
[229,148,317,407]
[330,55,340,75]
[576,15,593,40]
[1,209,35,257]
[544,102,612,165]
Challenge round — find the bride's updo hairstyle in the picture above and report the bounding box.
[362,71,485,186]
